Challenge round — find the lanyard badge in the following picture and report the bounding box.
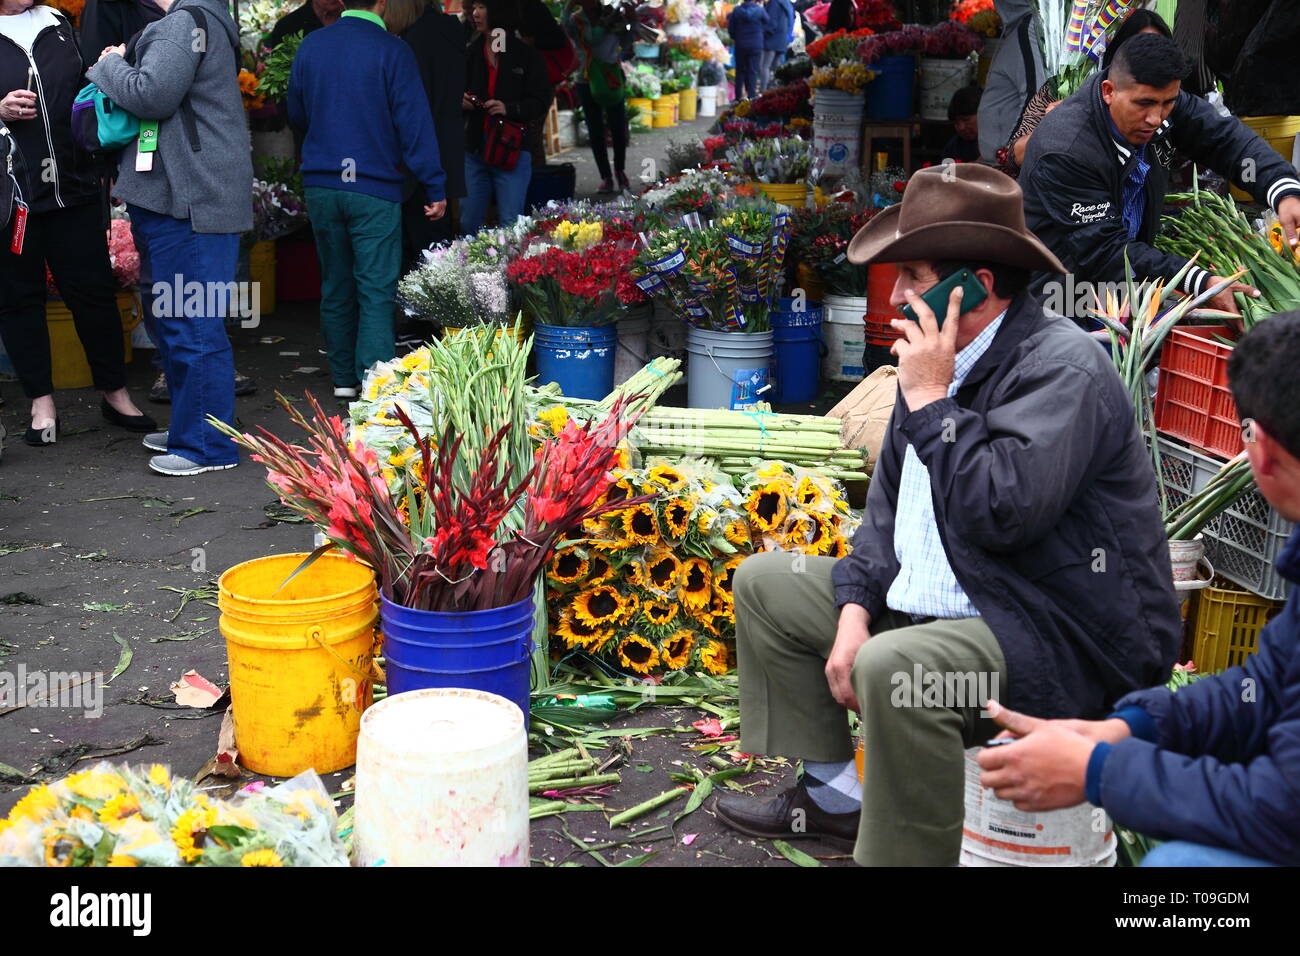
[135,121,159,172]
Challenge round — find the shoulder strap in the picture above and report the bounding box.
[175,6,239,153]
[1018,15,1038,106]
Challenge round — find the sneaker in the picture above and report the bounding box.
[234,371,257,396]
[333,386,358,400]
[142,431,168,452]
[148,454,237,476]
[148,371,169,403]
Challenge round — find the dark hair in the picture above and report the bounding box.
[947,85,982,122]
[935,259,1031,301]
[344,0,380,8]
[1228,313,1300,459]
[1100,9,1172,69]
[1110,33,1188,89]
[470,0,520,31]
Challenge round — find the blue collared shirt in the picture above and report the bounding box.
[885,311,1006,619]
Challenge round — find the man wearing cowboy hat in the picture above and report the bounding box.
[716,163,1182,866]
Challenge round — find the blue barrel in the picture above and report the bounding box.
[380,594,534,726]
[770,298,823,404]
[864,55,917,121]
[534,323,617,401]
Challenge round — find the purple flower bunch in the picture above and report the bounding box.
[856,24,928,63]
[922,21,984,58]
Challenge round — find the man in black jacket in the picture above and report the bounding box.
[79,0,164,66]
[1021,33,1300,318]
[714,164,1181,866]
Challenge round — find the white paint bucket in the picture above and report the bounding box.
[960,748,1116,866]
[920,56,975,121]
[352,687,528,867]
[821,294,868,382]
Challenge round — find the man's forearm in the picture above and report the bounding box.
[839,602,871,634]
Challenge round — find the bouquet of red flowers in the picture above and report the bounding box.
[923,20,984,58]
[789,201,879,297]
[508,215,646,325]
[749,80,811,119]
[855,0,900,31]
[856,24,927,63]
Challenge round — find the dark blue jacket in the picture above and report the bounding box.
[288,13,446,203]
[728,1,768,53]
[832,291,1181,719]
[1087,529,1300,865]
[763,0,794,53]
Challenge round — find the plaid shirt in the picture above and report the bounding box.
[885,311,1006,619]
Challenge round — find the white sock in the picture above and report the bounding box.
[803,759,862,812]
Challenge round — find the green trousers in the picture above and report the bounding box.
[305,187,402,388]
[734,551,1008,866]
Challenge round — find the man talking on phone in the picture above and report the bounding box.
[715,163,1182,866]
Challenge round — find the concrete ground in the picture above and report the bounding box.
[0,111,862,866]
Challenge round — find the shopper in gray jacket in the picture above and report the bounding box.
[87,0,254,476]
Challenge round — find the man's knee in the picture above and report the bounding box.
[733,550,794,612]
[852,632,912,700]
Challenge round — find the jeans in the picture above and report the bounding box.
[1140,841,1281,867]
[758,49,778,91]
[129,205,239,467]
[459,150,533,235]
[305,187,402,388]
[0,201,125,399]
[735,48,761,100]
[577,83,627,181]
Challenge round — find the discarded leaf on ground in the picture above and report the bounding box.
[83,602,128,612]
[147,628,211,644]
[108,633,132,684]
[676,777,713,823]
[772,839,821,867]
[681,833,698,846]
[169,670,223,708]
[692,717,725,736]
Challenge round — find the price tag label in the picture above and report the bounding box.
[10,200,27,254]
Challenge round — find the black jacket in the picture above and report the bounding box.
[832,293,1182,720]
[0,9,99,214]
[1021,71,1300,298]
[78,0,163,64]
[268,1,327,48]
[403,9,467,200]
[463,31,552,156]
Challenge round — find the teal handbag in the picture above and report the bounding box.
[71,83,140,153]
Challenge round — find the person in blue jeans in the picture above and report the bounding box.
[759,0,794,92]
[978,314,1300,868]
[728,0,767,101]
[289,0,447,399]
[88,0,252,476]
[460,0,553,233]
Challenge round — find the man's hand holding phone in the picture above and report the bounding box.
[892,283,963,412]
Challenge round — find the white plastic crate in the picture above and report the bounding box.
[1155,436,1294,601]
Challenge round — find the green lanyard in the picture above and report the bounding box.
[139,120,159,153]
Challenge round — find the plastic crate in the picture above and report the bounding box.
[1155,436,1295,601]
[1154,325,1244,459]
[863,312,902,346]
[1190,580,1284,673]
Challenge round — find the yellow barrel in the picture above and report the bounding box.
[652,107,675,128]
[655,93,679,124]
[627,97,653,129]
[1231,115,1300,200]
[442,315,532,346]
[678,87,697,122]
[249,239,277,316]
[754,181,809,207]
[219,552,379,777]
[47,291,140,390]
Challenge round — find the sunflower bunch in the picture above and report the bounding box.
[0,764,347,867]
[740,461,859,556]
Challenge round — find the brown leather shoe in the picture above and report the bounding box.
[714,779,859,849]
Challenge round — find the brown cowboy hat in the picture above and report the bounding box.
[846,163,1066,274]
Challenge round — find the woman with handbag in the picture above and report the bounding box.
[87,0,253,476]
[460,0,552,234]
[562,0,628,193]
[0,0,155,448]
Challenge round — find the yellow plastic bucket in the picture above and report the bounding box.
[249,239,277,316]
[655,93,679,124]
[628,97,653,129]
[653,107,676,128]
[47,291,140,390]
[1230,115,1300,200]
[754,181,809,207]
[442,316,532,346]
[219,552,379,777]
[678,88,697,122]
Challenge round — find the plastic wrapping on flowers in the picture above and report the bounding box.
[724,135,812,184]
[47,220,139,297]
[397,216,535,327]
[542,455,859,677]
[0,763,348,867]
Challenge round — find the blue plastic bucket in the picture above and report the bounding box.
[379,594,534,726]
[770,298,823,404]
[864,55,916,121]
[534,322,617,401]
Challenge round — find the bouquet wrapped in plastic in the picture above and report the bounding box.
[0,763,348,867]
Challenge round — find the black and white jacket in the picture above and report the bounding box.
[1021,70,1300,297]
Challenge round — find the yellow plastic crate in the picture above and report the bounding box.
[1191,580,1284,673]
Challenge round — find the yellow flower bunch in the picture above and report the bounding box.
[553,219,604,251]
[834,62,870,95]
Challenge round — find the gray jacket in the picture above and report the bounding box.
[87,0,252,234]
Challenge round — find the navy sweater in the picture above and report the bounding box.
[288,13,446,203]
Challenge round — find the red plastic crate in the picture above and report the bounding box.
[1154,325,1244,459]
[863,310,903,346]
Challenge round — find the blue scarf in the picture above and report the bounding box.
[1103,84,1150,241]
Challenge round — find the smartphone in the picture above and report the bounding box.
[900,267,988,326]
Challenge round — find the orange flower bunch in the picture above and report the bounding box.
[949,0,994,24]
[46,0,85,19]
[238,69,265,111]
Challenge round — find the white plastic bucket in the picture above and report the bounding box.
[813,90,865,177]
[685,327,774,410]
[352,687,528,867]
[960,749,1116,867]
[650,299,687,362]
[614,306,652,386]
[556,109,576,149]
[821,294,868,382]
[920,56,974,121]
[1168,535,1206,583]
[698,86,718,118]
